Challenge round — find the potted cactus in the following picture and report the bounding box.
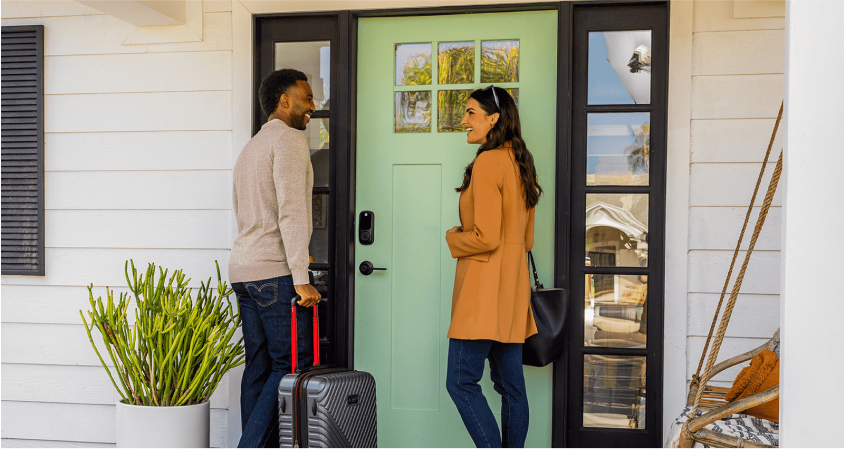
[81,260,244,448]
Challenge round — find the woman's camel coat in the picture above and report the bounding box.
[445,147,538,343]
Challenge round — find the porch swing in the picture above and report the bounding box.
[667,104,785,448]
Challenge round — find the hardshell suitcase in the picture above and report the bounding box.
[278,296,377,448]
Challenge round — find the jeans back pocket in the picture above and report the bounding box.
[244,281,278,308]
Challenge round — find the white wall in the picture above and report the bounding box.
[1,1,235,447]
[781,0,844,445]
[685,0,784,390]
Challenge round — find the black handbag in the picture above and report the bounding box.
[522,251,569,367]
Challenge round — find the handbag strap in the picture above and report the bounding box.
[527,251,544,289]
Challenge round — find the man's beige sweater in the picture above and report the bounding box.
[229,119,313,285]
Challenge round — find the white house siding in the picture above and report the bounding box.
[686,0,785,387]
[1,1,235,447]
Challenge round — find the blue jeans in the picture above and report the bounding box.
[446,339,529,448]
[233,275,314,448]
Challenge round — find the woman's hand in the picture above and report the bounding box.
[446,226,463,236]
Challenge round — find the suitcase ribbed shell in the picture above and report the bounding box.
[279,370,377,448]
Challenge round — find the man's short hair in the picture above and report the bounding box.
[258,69,308,116]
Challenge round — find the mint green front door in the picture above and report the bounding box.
[354,11,558,447]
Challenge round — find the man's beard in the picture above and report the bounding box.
[290,106,309,130]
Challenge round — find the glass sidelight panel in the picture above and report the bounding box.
[396,43,432,85]
[395,91,432,133]
[311,269,329,338]
[311,269,329,298]
[274,41,331,110]
[588,31,651,105]
[583,355,646,429]
[587,113,650,186]
[438,42,475,84]
[305,118,330,187]
[481,40,519,83]
[586,193,648,267]
[310,193,329,264]
[584,275,647,348]
[438,90,472,132]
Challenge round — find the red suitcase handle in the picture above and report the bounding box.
[290,295,321,373]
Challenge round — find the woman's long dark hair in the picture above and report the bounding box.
[456,86,543,209]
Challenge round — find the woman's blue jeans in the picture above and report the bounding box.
[446,339,530,448]
[232,275,313,448]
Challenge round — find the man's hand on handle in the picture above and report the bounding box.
[294,283,321,307]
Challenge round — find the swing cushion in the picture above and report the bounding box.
[667,406,779,447]
[726,349,779,423]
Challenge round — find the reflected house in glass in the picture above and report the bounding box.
[583,201,649,430]
[584,200,649,342]
[586,199,648,267]
[589,31,652,105]
[602,31,651,104]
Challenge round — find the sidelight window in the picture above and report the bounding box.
[566,3,667,443]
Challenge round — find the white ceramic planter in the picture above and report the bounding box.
[116,400,210,448]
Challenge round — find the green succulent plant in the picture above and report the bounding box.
[80,260,244,406]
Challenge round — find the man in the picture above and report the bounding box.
[229,68,322,448]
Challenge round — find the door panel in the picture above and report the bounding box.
[391,164,442,411]
[355,11,557,447]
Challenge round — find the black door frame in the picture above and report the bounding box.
[253,3,669,446]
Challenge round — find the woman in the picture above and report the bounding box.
[445,85,543,448]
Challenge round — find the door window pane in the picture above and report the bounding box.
[586,194,648,267]
[438,90,472,132]
[396,43,432,85]
[504,88,519,108]
[274,41,331,110]
[305,118,329,188]
[395,91,431,133]
[584,275,647,348]
[588,31,651,105]
[438,42,475,84]
[481,40,519,83]
[584,355,646,429]
[587,113,650,186]
[310,193,329,264]
[311,269,329,335]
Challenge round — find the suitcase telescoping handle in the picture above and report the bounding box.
[290,295,321,373]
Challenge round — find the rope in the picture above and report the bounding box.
[693,103,784,381]
[688,149,783,420]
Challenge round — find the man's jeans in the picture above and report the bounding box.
[446,339,529,448]
[233,275,314,448]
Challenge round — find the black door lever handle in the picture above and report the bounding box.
[359,261,387,276]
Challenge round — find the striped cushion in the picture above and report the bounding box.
[667,406,779,447]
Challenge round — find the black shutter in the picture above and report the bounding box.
[2,25,45,276]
